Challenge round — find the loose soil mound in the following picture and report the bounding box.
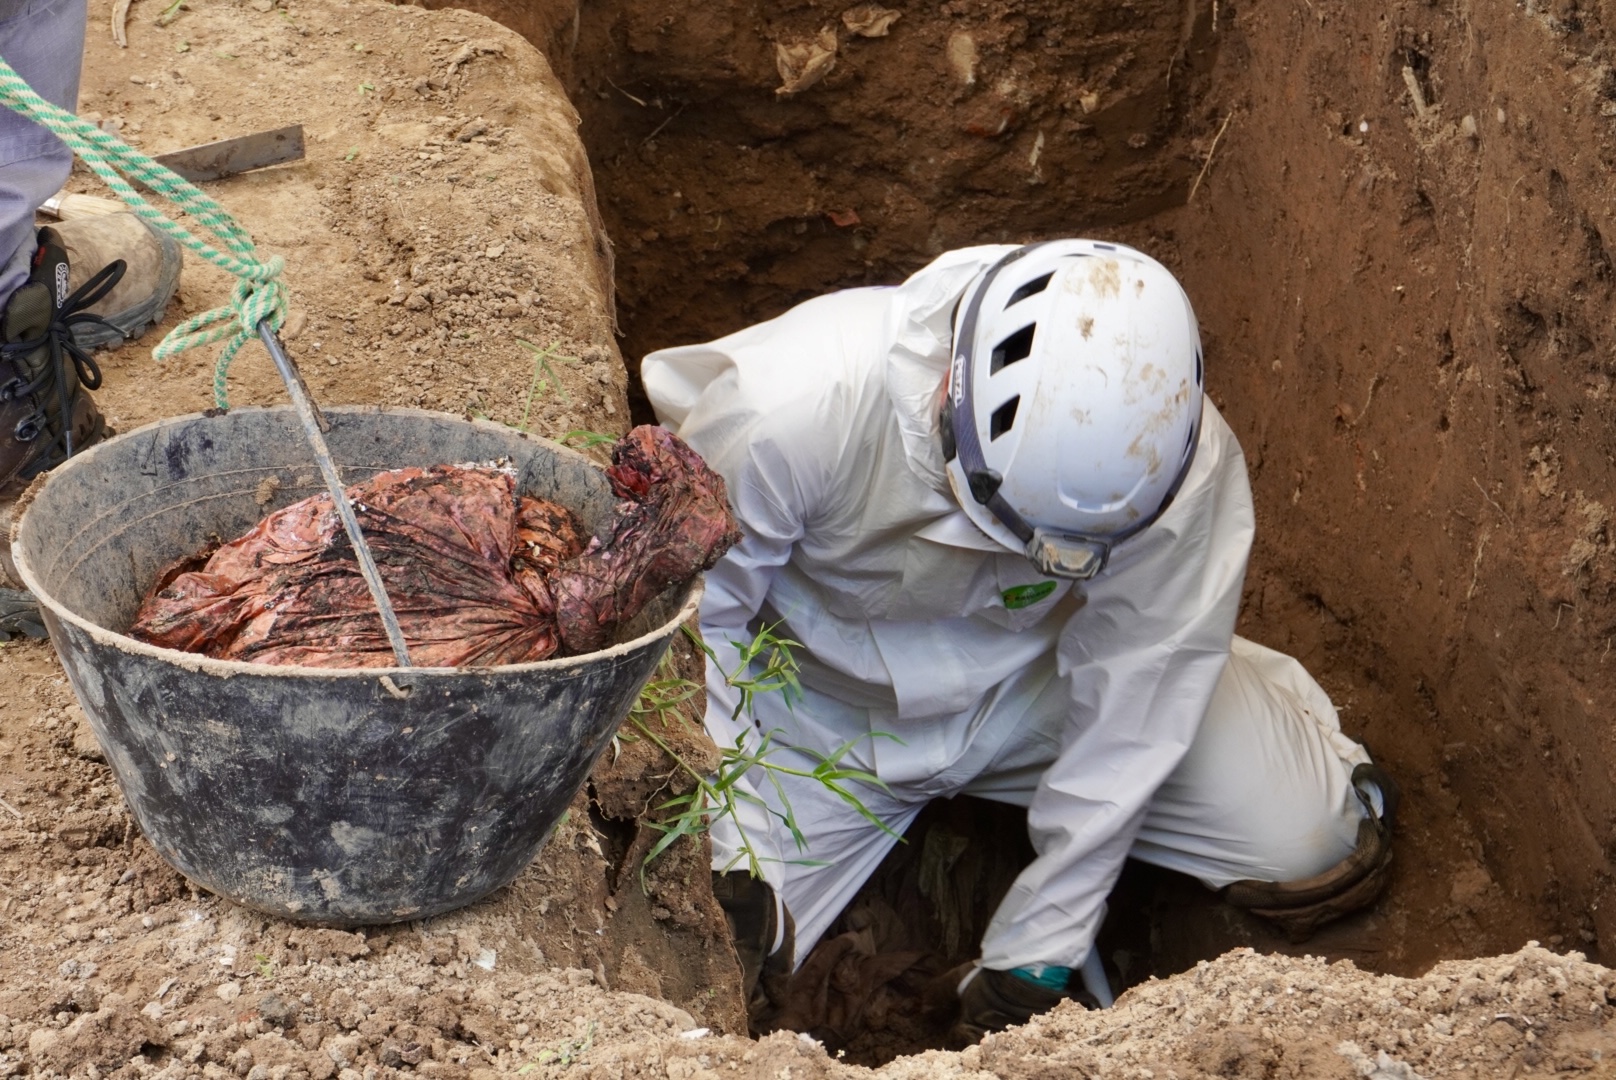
[0,635,743,1080]
[570,944,1616,1079]
[83,0,620,435]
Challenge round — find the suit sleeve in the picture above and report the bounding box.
[977,408,1256,972]
[642,339,840,728]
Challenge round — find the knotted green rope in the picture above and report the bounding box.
[0,57,288,407]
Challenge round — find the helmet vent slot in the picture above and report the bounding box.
[990,396,1021,440]
[1005,273,1054,309]
[990,324,1036,374]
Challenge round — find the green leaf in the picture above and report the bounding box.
[514,338,581,427]
[562,429,618,450]
[626,624,902,886]
[1001,580,1058,610]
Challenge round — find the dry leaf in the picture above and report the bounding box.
[842,4,901,37]
[775,27,838,97]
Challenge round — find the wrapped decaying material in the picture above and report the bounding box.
[130,426,740,668]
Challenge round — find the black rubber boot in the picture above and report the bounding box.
[0,587,44,641]
[0,211,182,503]
[1223,762,1402,942]
[44,211,182,351]
[951,966,1087,1044]
[712,870,795,1028]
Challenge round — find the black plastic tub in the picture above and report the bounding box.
[13,406,697,925]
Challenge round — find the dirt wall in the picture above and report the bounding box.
[1145,0,1616,966]
[558,0,1217,393]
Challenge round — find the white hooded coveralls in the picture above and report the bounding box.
[642,246,1372,976]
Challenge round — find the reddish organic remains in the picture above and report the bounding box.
[129,426,740,668]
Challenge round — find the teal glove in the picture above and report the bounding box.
[1010,964,1074,992]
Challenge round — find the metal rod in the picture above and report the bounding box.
[257,321,413,669]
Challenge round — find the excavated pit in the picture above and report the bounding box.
[15,0,1616,1075]
[400,0,1616,1062]
[6,0,1611,1072]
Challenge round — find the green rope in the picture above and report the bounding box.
[0,57,288,408]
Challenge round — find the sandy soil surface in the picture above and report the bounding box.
[81,0,619,434]
[572,944,1616,1080]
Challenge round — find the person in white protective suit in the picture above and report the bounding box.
[640,239,1398,1040]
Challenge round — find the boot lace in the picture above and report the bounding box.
[0,259,122,466]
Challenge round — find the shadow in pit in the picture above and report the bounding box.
[767,795,1391,1067]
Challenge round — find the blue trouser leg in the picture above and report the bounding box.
[0,0,86,302]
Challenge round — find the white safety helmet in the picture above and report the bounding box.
[940,239,1204,579]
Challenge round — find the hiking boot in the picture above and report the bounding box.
[0,212,180,502]
[50,211,183,350]
[1223,762,1402,942]
[712,870,795,1028]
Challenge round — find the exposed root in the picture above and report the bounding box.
[1189,111,1236,203]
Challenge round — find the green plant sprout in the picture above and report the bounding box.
[515,338,581,429]
[628,625,898,887]
[561,429,617,452]
[630,660,702,725]
[607,651,690,761]
[518,1022,596,1071]
[253,953,276,980]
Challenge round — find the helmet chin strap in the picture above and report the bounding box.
[944,245,1043,546]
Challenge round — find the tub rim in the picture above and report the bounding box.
[13,403,703,681]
